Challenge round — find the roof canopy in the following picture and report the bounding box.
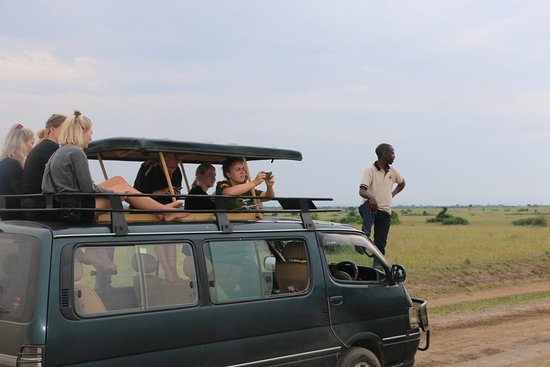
[85,137,302,163]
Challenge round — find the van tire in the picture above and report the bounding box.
[339,347,381,367]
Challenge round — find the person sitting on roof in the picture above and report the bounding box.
[41,109,188,223]
[215,157,275,210]
[133,153,182,205]
[133,153,186,281]
[21,114,66,220]
[184,163,216,210]
[0,124,35,220]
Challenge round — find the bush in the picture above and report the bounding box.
[440,216,469,225]
[391,211,401,225]
[339,210,361,224]
[427,207,468,225]
[512,217,548,227]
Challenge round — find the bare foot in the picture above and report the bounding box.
[162,211,190,222]
[160,201,189,222]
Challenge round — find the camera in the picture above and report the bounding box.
[265,171,272,180]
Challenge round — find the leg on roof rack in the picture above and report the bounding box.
[96,176,190,222]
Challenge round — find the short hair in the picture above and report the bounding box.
[58,109,92,148]
[375,143,392,157]
[0,123,35,168]
[222,157,243,179]
[37,113,66,140]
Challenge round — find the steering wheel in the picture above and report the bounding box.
[334,261,359,280]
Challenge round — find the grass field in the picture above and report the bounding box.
[313,205,550,299]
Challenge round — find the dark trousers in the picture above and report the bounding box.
[359,202,391,255]
[372,211,391,255]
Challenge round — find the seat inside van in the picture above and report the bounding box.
[275,242,309,293]
[73,261,107,315]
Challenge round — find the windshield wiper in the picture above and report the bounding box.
[0,307,9,314]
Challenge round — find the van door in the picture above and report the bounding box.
[318,232,417,366]
[202,237,339,366]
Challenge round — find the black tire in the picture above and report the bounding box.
[339,347,381,367]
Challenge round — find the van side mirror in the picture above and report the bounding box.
[264,256,276,271]
[389,264,406,284]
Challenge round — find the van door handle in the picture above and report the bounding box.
[330,296,344,305]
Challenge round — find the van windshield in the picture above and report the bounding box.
[0,234,40,323]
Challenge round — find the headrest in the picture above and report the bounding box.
[282,242,307,261]
[131,253,159,274]
[74,261,83,281]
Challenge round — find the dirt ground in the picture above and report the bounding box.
[414,282,550,367]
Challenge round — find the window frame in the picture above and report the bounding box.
[203,236,312,305]
[318,231,390,285]
[60,240,200,320]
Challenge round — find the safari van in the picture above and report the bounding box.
[0,138,429,367]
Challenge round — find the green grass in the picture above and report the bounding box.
[312,206,550,299]
[431,290,550,316]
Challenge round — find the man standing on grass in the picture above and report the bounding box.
[359,143,405,255]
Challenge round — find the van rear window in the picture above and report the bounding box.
[0,234,40,323]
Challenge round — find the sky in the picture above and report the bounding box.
[1,1,550,207]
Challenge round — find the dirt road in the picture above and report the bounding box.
[414,284,550,367]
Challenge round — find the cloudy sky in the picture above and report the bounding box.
[1,1,549,206]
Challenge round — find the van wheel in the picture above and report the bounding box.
[339,347,381,367]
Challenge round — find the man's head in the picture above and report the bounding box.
[375,143,395,165]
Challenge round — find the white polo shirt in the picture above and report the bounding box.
[360,163,404,214]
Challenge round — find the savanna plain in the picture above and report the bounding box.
[320,206,550,367]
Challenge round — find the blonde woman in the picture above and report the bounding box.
[42,110,188,222]
[184,163,216,210]
[0,123,35,220]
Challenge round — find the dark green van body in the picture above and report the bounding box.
[0,218,424,367]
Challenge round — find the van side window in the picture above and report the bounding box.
[205,239,309,304]
[73,243,197,317]
[320,233,386,283]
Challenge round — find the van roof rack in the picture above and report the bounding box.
[0,193,338,236]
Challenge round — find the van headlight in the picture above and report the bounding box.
[410,298,429,332]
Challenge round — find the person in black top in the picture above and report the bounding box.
[184,163,216,210]
[21,114,66,218]
[133,153,185,282]
[133,153,183,205]
[0,123,35,220]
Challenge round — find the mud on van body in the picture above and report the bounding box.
[0,138,428,367]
